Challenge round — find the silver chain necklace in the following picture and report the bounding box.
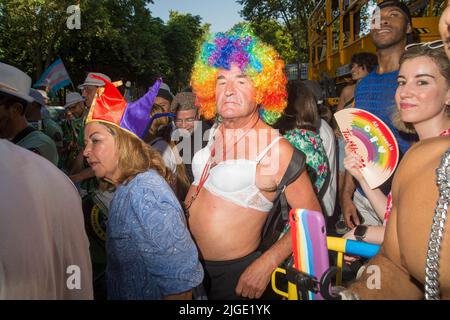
[424,148,450,300]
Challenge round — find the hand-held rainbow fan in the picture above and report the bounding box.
[334,108,399,189]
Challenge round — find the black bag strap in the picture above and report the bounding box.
[150,137,164,146]
[11,126,36,144]
[275,147,306,217]
[277,148,304,191]
[259,148,306,251]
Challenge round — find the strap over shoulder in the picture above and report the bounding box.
[259,147,306,252]
[277,147,306,221]
[278,147,306,189]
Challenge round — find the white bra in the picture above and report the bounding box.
[192,135,282,212]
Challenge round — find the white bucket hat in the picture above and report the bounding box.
[36,89,48,101]
[29,88,46,107]
[0,62,33,103]
[160,82,173,96]
[77,72,111,90]
[64,92,85,109]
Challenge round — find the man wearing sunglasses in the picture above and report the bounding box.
[171,91,211,183]
[173,91,210,136]
[174,103,199,134]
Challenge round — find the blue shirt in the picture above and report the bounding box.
[106,170,204,299]
[354,70,417,155]
[354,70,417,195]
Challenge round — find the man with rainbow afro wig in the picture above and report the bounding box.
[186,25,321,300]
[191,24,287,125]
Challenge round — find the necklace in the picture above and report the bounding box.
[439,128,450,137]
[424,148,450,300]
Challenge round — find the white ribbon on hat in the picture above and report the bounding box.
[0,83,18,92]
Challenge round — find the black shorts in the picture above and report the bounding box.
[202,251,261,300]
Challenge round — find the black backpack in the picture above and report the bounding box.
[258,148,306,252]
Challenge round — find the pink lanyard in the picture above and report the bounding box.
[185,138,216,211]
[185,118,260,210]
[440,128,450,137]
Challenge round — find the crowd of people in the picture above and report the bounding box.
[0,0,449,300]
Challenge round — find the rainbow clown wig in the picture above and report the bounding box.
[191,24,287,125]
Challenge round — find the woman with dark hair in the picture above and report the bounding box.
[275,80,329,196]
[336,52,378,112]
[83,76,203,299]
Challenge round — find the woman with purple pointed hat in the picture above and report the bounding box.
[82,75,203,300]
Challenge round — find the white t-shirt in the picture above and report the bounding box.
[318,120,337,217]
[0,140,93,299]
[150,138,179,174]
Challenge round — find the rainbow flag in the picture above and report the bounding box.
[34,59,72,95]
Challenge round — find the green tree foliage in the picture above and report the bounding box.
[60,0,170,88]
[231,20,296,63]
[163,11,205,92]
[237,0,316,64]
[0,0,207,93]
[250,20,297,64]
[0,0,73,79]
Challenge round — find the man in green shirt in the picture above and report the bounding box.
[0,62,58,166]
[27,88,64,149]
[60,92,86,172]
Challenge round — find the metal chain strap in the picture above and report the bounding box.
[424,149,450,300]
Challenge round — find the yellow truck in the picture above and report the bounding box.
[308,0,445,105]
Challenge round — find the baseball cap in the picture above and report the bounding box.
[29,88,46,107]
[377,0,412,23]
[64,92,85,109]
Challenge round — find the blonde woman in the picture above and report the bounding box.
[83,76,203,299]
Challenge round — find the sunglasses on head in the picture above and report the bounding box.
[405,40,444,51]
